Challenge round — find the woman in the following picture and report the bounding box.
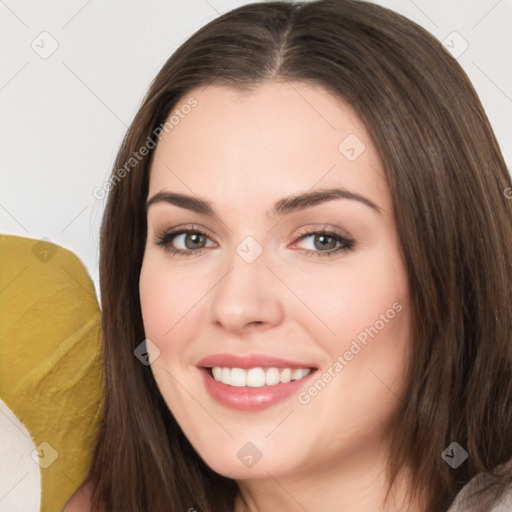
[65,0,512,510]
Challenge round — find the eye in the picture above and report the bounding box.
[154,226,215,256]
[154,224,355,258]
[293,228,355,257]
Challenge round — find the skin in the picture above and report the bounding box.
[139,81,423,511]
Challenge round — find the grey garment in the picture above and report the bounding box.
[446,484,512,512]
[446,461,512,512]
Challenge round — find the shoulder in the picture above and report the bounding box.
[62,482,97,512]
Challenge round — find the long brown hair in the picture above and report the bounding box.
[84,1,512,510]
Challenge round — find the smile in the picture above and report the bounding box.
[196,354,317,412]
[210,367,312,387]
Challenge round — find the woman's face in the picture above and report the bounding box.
[139,81,411,481]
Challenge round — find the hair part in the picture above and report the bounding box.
[84,1,512,510]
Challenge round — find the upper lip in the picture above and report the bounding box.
[197,353,317,370]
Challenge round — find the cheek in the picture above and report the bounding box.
[323,253,411,405]
[139,266,172,343]
[338,271,406,342]
[139,255,197,353]
[139,250,207,325]
[292,255,411,445]
[291,249,409,354]
[138,257,200,406]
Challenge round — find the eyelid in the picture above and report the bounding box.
[154,222,352,241]
[154,223,216,241]
[293,223,353,241]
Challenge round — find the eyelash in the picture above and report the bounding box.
[154,224,355,258]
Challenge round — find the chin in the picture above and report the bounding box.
[195,437,296,479]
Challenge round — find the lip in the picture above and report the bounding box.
[196,353,317,370]
[197,353,317,412]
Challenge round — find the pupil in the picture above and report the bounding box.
[186,233,204,249]
[315,234,335,250]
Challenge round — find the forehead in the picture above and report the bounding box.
[147,81,391,216]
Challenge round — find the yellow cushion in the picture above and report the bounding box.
[0,234,104,512]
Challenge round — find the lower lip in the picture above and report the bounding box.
[199,367,316,412]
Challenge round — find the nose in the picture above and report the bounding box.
[209,245,284,335]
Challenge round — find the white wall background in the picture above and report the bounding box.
[1,0,511,302]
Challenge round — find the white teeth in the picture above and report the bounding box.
[210,366,312,387]
[291,368,309,380]
[265,367,280,386]
[280,368,292,383]
[212,367,222,381]
[247,368,266,387]
[230,368,246,387]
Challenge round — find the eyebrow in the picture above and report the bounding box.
[145,187,382,218]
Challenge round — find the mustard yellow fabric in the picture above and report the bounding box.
[0,234,104,512]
